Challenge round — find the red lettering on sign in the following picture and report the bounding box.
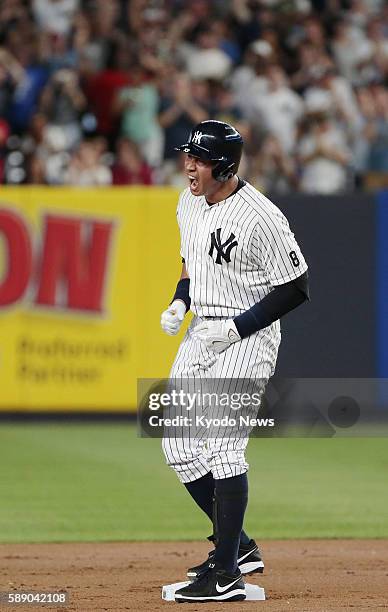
[35,216,113,312]
[0,209,32,306]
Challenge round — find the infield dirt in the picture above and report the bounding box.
[1,540,387,611]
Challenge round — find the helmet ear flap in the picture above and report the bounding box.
[212,161,235,182]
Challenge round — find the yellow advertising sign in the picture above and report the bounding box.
[0,187,188,411]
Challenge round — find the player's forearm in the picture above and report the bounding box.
[322,149,349,165]
[299,151,320,164]
[158,104,182,128]
[185,104,208,125]
[234,271,310,339]
[180,262,189,280]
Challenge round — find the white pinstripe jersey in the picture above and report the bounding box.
[177,180,308,322]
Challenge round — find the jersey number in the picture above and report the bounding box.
[289,251,300,267]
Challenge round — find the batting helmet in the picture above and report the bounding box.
[175,120,243,182]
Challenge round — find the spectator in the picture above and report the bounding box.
[131,5,172,75]
[158,71,209,162]
[290,44,331,95]
[0,0,385,190]
[39,68,86,151]
[84,38,131,144]
[184,26,232,81]
[111,138,153,185]
[6,37,49,133]
[248,134,298,193]
[0,0,27,27]
[251,64,304,154]
[87,0,121,65]
[168,0,213,53]
[39,30,78,74]
[211,19,241,64]
[32,0,79,36]
[209,82,244,126]
[113,61,162,167]
[0,47,25,117]
[230,0,267,52]
[303,66,362,145]
[355,19,388,85]
[302,16,328,56]
[71,10,109,75]
[26,153,47,184]
[161,151,188,188]
[298,111,351,194]
[353,84,378,180]
[230,39,272,120]
[64,139,111,185]
[357,82,388,174]
[21,112,49,159]
[331,19,372,85]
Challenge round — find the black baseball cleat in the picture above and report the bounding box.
[187,538,264,579]
[238,539,265,575]
[175,566,246,603]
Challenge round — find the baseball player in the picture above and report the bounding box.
[160,120,309,602]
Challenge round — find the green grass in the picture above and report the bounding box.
[0,423,387,542]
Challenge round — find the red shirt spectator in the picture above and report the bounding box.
[86,69,130,136]
[112,138,153,185]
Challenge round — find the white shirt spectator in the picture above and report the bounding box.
[32,0,79,36]
[304,74,363,137]
[248,65,304,153]
[231,66,268,122]
[331,22,373,84]
[255,85,304,153]
[65,164,111,186]
[64,141,112,186]
[231,40,274,122]
[183,28,232,81]
[298,121,351,194]
[186,48,232,80]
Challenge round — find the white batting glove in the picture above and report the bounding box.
[195,320,241,354]
[161,300,186,336]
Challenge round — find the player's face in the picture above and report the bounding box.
[185,154,218,197]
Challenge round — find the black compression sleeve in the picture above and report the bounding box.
[234,271,310,339]
[171,278,191,312]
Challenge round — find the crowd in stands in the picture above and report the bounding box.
[0,0,387,193]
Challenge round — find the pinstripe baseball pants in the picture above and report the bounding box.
[162,316,280,482]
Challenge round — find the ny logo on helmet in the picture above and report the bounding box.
[192,131,203,144]
[209,228,238,265]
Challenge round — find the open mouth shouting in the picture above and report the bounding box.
[188,174,199,192]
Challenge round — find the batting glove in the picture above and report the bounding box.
[195,320,241,354]
[161,300,186,336]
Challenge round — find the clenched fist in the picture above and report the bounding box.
[161,300,186,335]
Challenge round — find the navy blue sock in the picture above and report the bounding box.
[213,473,248,574]
[184,473,251,546]
[184,472,214,520]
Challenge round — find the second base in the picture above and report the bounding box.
[162,581,265,601]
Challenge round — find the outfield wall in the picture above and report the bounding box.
[0,187,386,411]
[275,193,377,377]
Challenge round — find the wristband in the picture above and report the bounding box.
[171,278,191,313]
[234,303,272,339]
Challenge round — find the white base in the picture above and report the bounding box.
[162,581,265,602]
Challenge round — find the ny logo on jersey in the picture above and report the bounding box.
[192,131,203,144]
[209,228,238,265]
